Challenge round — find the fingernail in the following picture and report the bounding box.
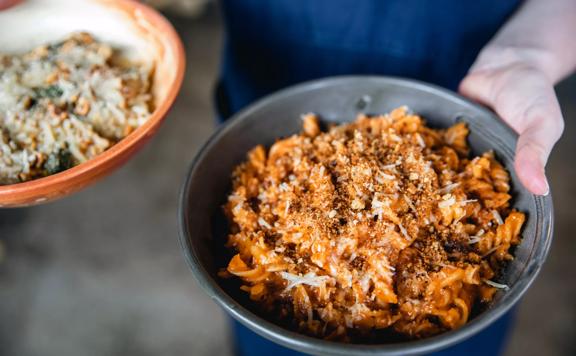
[531,174,549,196]
[541,179,550,196]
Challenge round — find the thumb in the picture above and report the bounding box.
[460,65,564,195]
[513,96,563,196]
[515,128,550,195]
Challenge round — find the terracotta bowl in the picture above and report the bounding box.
[0,0,185,207]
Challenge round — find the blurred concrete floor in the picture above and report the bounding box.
[0,6,574,356]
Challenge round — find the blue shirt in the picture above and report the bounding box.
[217,1,521,355]
[218,0,520,118]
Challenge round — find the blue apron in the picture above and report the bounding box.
[216,1,520,354]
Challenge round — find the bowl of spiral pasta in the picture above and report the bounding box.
[179,76,553,355]
[0,0,184,206]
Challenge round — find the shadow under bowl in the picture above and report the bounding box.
[178,76,553,355]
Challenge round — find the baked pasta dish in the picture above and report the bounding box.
[0,32,152,184]
[221,107,524,341]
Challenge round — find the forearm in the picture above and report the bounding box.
[472,0,576,83]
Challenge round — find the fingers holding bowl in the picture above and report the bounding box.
[459,63,564,196]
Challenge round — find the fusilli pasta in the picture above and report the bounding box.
[221,107,524,341]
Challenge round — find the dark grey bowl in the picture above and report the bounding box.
[178,76,553,355]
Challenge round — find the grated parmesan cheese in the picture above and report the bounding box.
[258,217,272,229]
[438,182,460,194]
[398,223,410,240]
[381,163,399,170]
[371,196,389,209]
[232,202,243,214]
[351,199,365,210]
[404,195,417,213]
[469,229,485,244]
[484,280,510,290]
[280,271,332,291]
[415,133,426,148]
[390,135,402,142]
[459,199,478,206]
[492,210,504,225]
[468,236,482,244]
[438,196,456,209]
[482,245,500,258]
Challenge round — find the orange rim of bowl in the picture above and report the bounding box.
[0,0,186,206]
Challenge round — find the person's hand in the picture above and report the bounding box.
[460,47,564,196]
[0,0,20,10]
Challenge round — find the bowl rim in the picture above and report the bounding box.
[178,75,553,355]
[0,0,186,206]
